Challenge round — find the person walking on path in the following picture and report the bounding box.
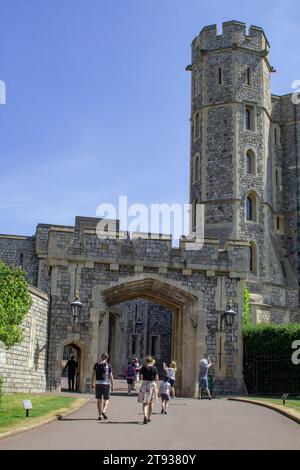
[159,376,171,415]
[132,357,140,389]
[163,361,177,398]
[125,360,136,395]
[137,355,158,424]
[64,355,78,391]
[92,352,114,420]
[198,355,212,400]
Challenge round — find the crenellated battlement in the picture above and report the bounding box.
[191,21,270,60]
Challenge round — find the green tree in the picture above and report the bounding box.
[0,261,31,348]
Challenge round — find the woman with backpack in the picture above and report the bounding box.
[124,360,136,395]
[137,355,159,424]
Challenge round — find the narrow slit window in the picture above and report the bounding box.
[245,105,254,131]
[246,196,253,221]
[195,112,200,140]
[19,253,24,268]
[218,67,222,85]
[246,67,251,85]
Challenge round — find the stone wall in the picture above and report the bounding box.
[0,286,49,393]
[0,234,38,286]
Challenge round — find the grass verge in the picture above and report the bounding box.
[0,393,86,436]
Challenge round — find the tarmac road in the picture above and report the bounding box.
[0,381,299,450]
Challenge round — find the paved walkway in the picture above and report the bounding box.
[0,381,299,450]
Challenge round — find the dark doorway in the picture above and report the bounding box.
[61,343,81,392]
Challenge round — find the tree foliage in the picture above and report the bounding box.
[0,261,31,348]
[243,287,250,328]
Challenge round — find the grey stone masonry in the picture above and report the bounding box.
[187,21,300,323]
[0,286,48,393]
[0,234,38,286]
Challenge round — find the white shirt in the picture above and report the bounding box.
[165,368,176,380]
[160,381,171,395]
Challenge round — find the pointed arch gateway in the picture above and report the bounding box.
[95,277,204,397]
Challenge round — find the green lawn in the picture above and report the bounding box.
[247,396,300,414]
[0,393,83,434]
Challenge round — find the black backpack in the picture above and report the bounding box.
[95,362,107,381]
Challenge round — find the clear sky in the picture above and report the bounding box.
[0,0,299,236]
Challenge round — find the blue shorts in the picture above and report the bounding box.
[199,378,208,389]
[161,393,170,401]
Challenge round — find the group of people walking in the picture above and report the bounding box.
[89,352,212,424]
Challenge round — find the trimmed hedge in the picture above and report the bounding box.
[244,323,300,355]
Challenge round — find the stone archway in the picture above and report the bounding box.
[61,343,81,391]
[91,276,205,397]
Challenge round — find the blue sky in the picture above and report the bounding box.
[0,0,299,236]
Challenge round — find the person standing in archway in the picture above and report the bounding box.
[137,355,158,424]
[64,355,78,391]
[92,352,114,420]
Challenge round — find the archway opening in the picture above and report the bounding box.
[101,277,198,396]
[108,298,174,379]
[61,343,81,392]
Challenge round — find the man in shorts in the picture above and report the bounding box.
[92,352,114,420]
[198,354,212,400]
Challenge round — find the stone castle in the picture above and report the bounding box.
[0,21,299,396]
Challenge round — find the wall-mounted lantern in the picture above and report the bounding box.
[71,291,82,322]
[220,300,236,330]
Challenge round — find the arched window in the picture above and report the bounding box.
[249,244,253,272]
[245,192,257,222]
[246,196,252,221]
[245,105,255,130]
[249,242,258,274]
[246,149,255,175]
[194,155,200,182]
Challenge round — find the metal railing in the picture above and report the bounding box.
[243,353,300,396]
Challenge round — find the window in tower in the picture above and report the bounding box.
[275,167,282,191]
[245,192,257,222]
[249,242,258,274]
[245,105,255,131]
[194,112,200,140]
[274,127,277,145]
[246,149,255,175]
[192,198,200,231]
[218,67,223,85]
[194,155,200,182]
[246,67,251,86]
